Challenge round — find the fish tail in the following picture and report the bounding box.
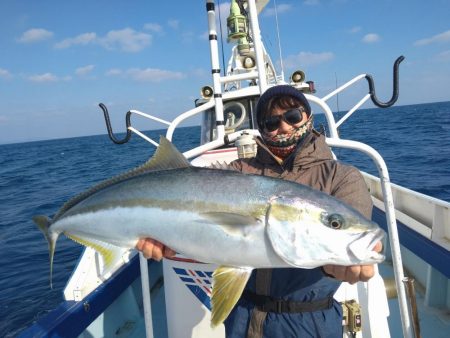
[33,215,58,289]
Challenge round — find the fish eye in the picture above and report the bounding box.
[327,214,345,230]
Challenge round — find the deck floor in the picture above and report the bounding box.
[378,262,450,338]
[115,260,450,338]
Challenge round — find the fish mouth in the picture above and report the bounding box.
[348,228,386,263]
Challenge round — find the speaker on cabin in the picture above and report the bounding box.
[291,70,305,83]
[223,101,246,131]
[201,86,214,99]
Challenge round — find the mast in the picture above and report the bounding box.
[246,0,268,92]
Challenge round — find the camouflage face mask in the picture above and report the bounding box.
[262,115,313,159]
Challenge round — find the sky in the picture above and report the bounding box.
[0,0,449,144]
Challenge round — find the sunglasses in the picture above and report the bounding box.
[263,108,305,132]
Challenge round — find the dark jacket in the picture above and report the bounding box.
[224,132,373,338]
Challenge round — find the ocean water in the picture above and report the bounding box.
[0,101,449,337]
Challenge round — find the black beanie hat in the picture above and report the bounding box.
[256,85,311,130]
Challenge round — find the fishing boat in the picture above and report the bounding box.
[20,1,449,337]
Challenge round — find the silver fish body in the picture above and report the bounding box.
[34,136,385,326]
[49,167,382,267]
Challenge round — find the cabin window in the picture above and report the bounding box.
[199,97,258,145]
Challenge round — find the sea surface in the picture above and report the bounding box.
[1,101,449,337]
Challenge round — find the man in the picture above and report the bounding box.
[137,85,381,337]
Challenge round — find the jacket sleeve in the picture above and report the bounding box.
[331,166,373,219]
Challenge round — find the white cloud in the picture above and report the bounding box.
[349,26,361,34]
[181,31,195,43]
[199,31,209,41]
[99,28,151,52]
[106,68,123,76]
[283,51,334,68]
[125,68,184,82]
[263,4,293,17]
[414,30,450,46]
[362,33,380,43]
[17,28,54,43]
[144,23,163,33]
[55,29,151,52]
[304,0,320,5]
[0,68,12,79]
[54,32,97,49]
[189,68,209,79]
[168,19,179,29]
[28,73,59,83]
[435,50,450,62]
[105,68,185,82]
[76,65,95,76]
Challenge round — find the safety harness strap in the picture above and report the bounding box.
[246,269,272,338]
[243,290,334,313]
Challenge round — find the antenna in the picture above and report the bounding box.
[217,0,226,76]
[273,0,285,82]
[335,72,340,113]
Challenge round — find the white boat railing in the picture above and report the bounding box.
[320,74,372,128]
[364,172,450,245]
[139,253,154,338]
[325,138,412,338]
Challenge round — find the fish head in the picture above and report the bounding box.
[315,200,385,264]
[266,194,386,268]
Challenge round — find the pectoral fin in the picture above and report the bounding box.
[211,266,253,327]
[202,212,259,227]
[201,212,260,237]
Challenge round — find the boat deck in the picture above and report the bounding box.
[378,262,450,338]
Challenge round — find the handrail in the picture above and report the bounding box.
[98,103,170,145]
[166,100,216,141]
[305,94,339,138]
[139,253,154,338]
[326,137,413,338]
[321,56,405,128]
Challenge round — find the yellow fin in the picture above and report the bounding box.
[65,233,121,270]
[211,266,253,327]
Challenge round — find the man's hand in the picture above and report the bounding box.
[322,241,383,284]
[136,238,176,261]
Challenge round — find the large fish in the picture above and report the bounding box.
[34,136,385,326]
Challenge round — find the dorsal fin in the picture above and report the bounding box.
[53,136,189,221]
[141,136,191,171]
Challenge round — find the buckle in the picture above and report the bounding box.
[275,299,283,313]
[327,296,334,309]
